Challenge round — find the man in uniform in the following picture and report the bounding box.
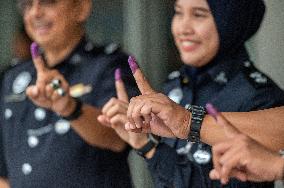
[0,0,137,187]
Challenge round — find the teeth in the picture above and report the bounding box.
[181,41,195,47]
[33,21,49,28]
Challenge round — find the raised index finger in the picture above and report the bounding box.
[128,56,155,95]
[206,103,240,138]
[31,42,48,73]
[115,68,129,102]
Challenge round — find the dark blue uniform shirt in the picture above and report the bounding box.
[0,37,138,188]
[146,56,284,188]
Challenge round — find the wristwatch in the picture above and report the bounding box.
[135,134,160,158]
[62,98,83,121]
[185,104,206,143]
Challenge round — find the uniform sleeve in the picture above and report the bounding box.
[240,82,284,111]
[146,143,212,188]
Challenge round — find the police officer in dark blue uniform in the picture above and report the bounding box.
[0,0,137,187]
[123,0,284,187]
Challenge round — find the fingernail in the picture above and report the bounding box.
[128,56,139,74]
[31,42,40,58]
[206,103,219,120]
[115,68,122,81]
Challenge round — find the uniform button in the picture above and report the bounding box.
[28,136,39,148]
[70,54,82,64]
[55,120,71,135]
[34,108,46,121]
[22,163,32,175]
[4,109,13,119]
[84,41,94,52]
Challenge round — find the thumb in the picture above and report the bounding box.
[128,56,155,95]
[206,103,240,138]
[115,68,129,102]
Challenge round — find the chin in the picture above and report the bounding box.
[181,55,204,68]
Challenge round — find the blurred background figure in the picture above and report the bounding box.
[11,24,32,64]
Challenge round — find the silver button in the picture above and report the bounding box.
[4,109,13,120]
[54,120,71,135]
[168,88,183,104]
[28,136,39,148]
[34,108,46,121]
[22,163,32,175]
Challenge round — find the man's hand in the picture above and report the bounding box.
[207,104,284,184]
[26,42,76,117]
[126,56,190,138]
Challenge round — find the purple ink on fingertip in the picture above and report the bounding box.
[115,68,122,81]
[31,42,40,58]
[128,56,139,74]
[206,103,219,120]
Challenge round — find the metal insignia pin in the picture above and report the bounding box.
[12,72,32,94]
[214,71,228,84]
[193,149,211,164]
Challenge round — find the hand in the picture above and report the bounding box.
[207,104,284,183]
[26,43,76,117]
[126,56,190,138]
[97,68,148,149]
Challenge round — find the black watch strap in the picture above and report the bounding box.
[135,134,160,158]
[185,104,206,143]
[62,98,83,121]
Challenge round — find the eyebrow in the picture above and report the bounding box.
[192,7,210,13]
[174,3,210,13]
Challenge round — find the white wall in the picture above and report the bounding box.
[249,0,284,89]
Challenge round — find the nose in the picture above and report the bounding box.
[179,16,195,36]
[28,1,44,18]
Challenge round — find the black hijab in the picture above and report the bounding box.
[207,0,266,60]
[186,0,266,77]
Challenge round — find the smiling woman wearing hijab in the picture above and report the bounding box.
[99,0,284,187]
[135,0,284,187]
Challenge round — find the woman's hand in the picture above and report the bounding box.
[97,68,148,149]
[126,56,188,138]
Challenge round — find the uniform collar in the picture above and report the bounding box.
[52,36,89,70]
[180,49,249,87]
